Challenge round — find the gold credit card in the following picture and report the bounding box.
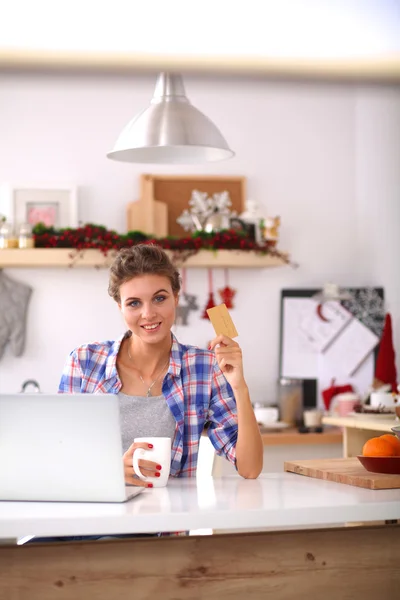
[206,303,239,338]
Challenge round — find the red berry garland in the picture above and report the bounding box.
[32,223,290,263]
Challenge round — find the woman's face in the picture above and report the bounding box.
[118,274,178,345]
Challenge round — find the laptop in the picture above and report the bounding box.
[0,393,144,503]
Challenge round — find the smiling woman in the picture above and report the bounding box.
[58,243,263,487]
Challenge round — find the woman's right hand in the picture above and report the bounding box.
[123,441,162,487]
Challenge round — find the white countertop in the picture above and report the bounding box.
[1,473,399,538]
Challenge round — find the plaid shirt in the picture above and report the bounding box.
[58,333,238,476]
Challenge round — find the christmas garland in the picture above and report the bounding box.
[32,223,290,263]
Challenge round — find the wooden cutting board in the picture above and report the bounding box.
[284,457,400,489]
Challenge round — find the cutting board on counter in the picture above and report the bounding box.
[284,457,400,490]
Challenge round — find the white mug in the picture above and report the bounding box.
[133,437,171,488]
[303,409,323,428]
[254,406,279,424]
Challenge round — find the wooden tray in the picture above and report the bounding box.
[284,457,400,489]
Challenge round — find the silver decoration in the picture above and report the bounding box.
[177,189,237,233]
[175,293,199,326]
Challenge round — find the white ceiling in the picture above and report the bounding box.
[1,0,399,59]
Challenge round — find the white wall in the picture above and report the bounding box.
[0,72,399,401]
[354,87,400,371]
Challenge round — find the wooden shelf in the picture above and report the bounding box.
[261,426,343,446]
[322,415,397,433]
[0,248,289,269]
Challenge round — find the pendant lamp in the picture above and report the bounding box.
[106,72,234,164]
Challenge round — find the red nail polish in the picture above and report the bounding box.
[147,483,153,488]
[208,345,211,350]
[156,464,162,470]
[155,472,161,477]
[148,443,153,449]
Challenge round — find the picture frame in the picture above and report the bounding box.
[229,217,256,241]
[278,287,384,409]
[0,184,78,229]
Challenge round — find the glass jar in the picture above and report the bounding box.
[278,378,303,426]
[0,221,18,249]
[18,223,35,249]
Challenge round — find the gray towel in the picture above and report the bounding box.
[0,271,32,360]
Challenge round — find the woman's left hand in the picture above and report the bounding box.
[209,335,246,391]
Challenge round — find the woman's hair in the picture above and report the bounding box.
[108,244,181,303]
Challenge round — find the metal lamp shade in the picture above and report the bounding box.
[106,73,234,164]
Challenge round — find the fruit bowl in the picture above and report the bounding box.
[391,424,400,440]
[357,455,400,475]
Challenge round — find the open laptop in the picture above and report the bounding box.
[0,393,144,503]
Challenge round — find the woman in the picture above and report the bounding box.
[59,244,263,484]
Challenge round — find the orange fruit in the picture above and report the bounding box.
[362,436,397,457]
[379,434,400,456]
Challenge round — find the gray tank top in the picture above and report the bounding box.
[118,392,176,453]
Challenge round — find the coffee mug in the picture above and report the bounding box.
[133,437,171,488]
[336,392,360,416]
[254,406,279,424]
[303,409,323,428]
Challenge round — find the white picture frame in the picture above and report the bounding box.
[0,184,78,229]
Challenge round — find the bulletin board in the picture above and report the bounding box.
[278,287,385,408]
[140,174,246,237]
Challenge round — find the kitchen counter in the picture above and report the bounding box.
[2,474,399,599]
[1,472,399,539]
[260,425,342,446]
[322,415,398,457]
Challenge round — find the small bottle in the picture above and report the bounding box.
[18,223,35,249]
[0,220,18,249]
